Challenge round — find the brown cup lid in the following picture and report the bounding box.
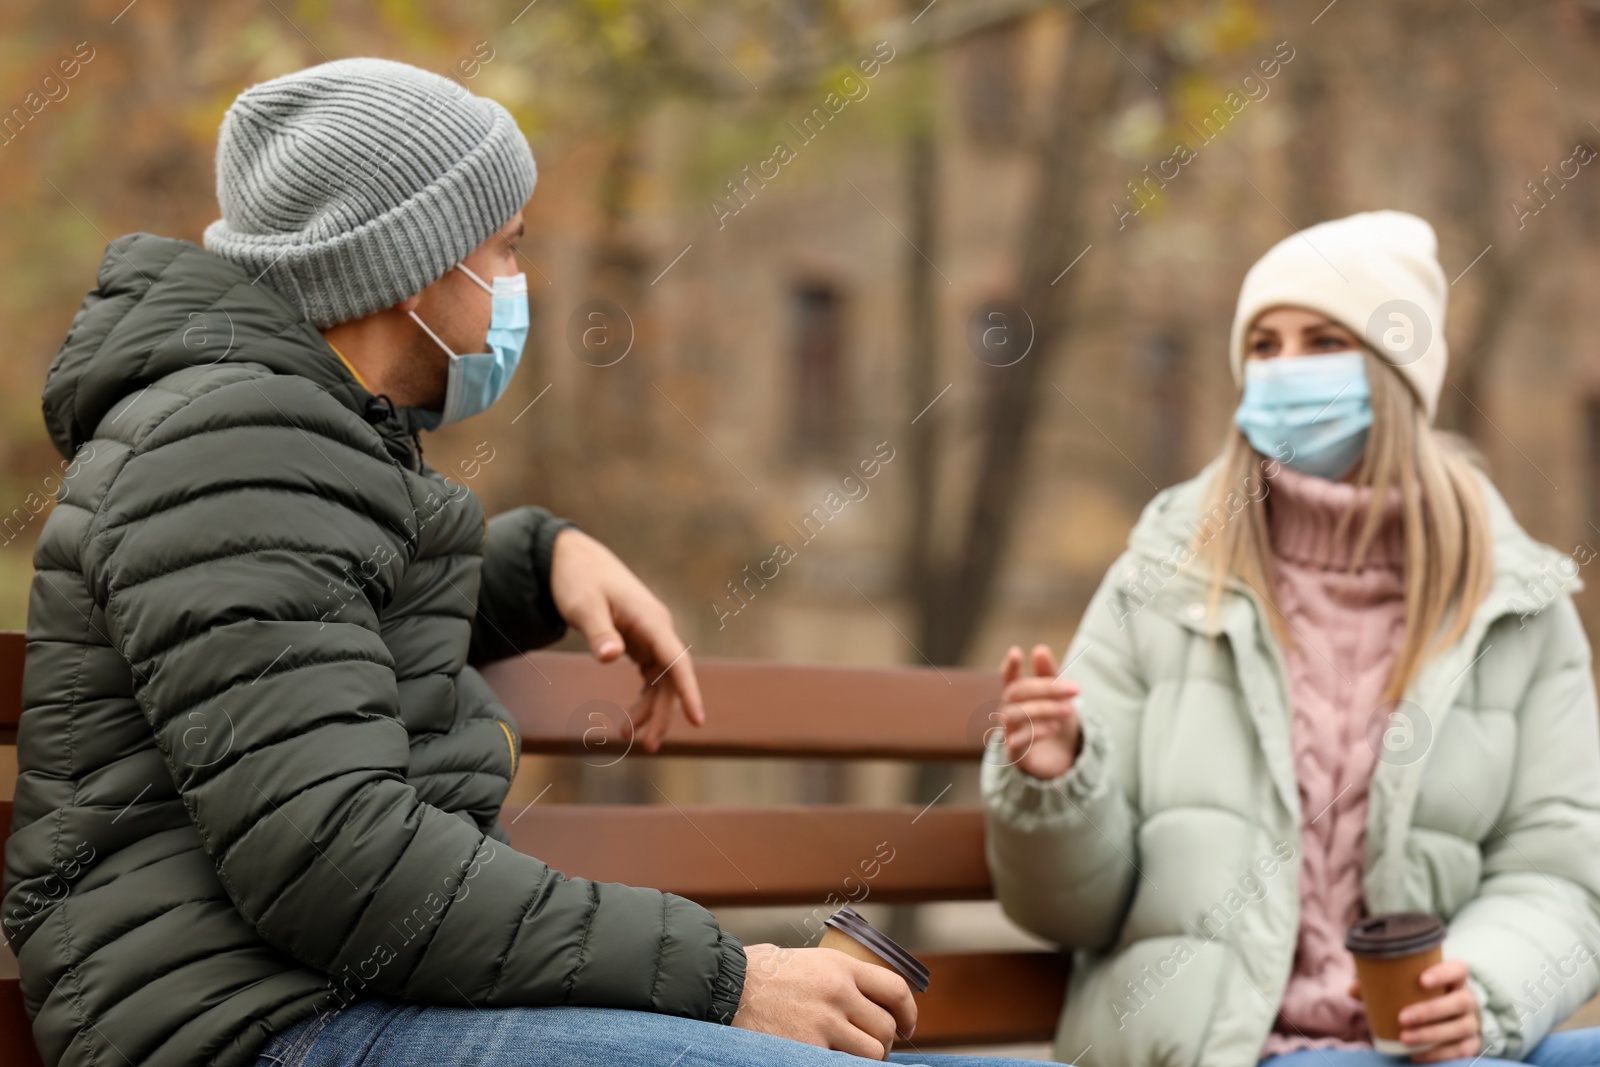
[1345,913,1447,958]
[823,906,932,992]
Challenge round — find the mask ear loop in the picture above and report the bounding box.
[455,262,495,293]
[409,262,497,355]
[408,309,458,357]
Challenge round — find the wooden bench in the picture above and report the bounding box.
[0,630,1068,1064]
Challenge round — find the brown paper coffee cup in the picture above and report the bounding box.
[1346,913,1448,1056]
[819,907,930,993]
[821,927,892,969]
[819,907,932,1055]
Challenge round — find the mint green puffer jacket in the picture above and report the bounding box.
[983,463,1600,1067]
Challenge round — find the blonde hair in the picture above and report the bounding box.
[1200,350,1494,703]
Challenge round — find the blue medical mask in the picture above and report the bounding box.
[1234,351,1372,480]
[409,263,529,428]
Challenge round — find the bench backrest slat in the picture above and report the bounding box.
[0,632,23,740]
[501,805,991,907]
[0,637,1003,761]
[481,652,997,759]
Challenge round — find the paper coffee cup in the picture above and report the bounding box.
[820,906,931,994]
[1346,913,1448,1055]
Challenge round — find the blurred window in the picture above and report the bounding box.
[1143,330,1188,484]
[962,23,1024,147]
[1587,395,1600,530]
[1573,129,1600,238]
[793,283,844,454]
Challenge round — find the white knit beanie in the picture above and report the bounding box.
[1228,210,1448,421]
[204,58,537,328]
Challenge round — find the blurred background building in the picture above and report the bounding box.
[5,0,1600,1041]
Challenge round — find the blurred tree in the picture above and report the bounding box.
[912,4,1125,666]
[905,0,1270,668]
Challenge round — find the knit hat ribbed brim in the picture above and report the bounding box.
[203,57,537,328]
[1228,210,1449,421]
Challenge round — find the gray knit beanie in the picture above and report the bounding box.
[203,57,537,328]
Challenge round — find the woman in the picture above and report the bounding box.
[984,210,1600,1067]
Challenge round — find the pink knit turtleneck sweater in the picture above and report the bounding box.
[1259,465,1408,1057]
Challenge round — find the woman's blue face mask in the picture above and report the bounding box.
[1233,351,1372,480]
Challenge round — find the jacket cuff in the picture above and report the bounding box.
[1469,973,1510,1058]
[708,930,747,1025]
[980,711,1108,832]
[529,509,576,636]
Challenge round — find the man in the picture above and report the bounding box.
[3,58,1055,1067]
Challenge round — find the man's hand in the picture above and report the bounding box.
[733,944,916,1060]
[997,644,1081,780]
[1347,960,1481,1063]
[548,528,704,752]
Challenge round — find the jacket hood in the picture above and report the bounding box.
[42,233,435,459]
[1125,458,1580,627]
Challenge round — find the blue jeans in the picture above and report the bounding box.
[253,997,1059,1066]
[1259,1028,1600,1067]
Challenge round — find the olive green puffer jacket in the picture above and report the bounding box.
[3,234,747,1067]
[984,462,1600,1067]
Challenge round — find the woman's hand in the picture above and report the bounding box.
[1402,959,1481,1062]
[997,644,1082,781]
[1346,959,1481,1063]
[548,528,705,752]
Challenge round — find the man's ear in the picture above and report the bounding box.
[395,292,423,314]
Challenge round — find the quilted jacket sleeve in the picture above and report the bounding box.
[1442,597,1600,1058]
[469,506,574,664]
[981,552,1144,951]
[82,375,746,1022]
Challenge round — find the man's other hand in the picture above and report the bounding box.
[549,528,705,751]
